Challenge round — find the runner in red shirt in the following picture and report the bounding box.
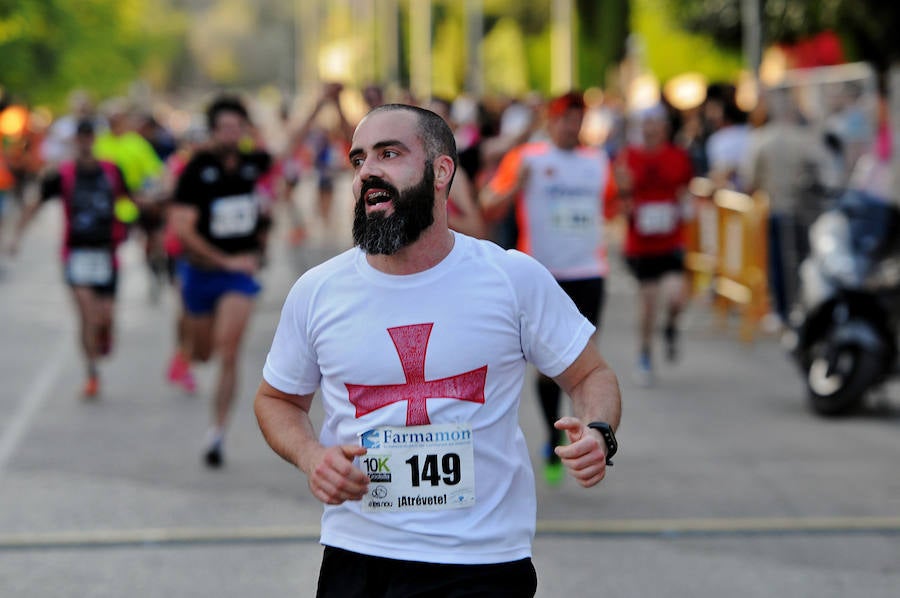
[616,104,693,386]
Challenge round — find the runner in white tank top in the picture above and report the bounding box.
[482,91,619,486]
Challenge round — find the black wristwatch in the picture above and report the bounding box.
[587,422,618,466]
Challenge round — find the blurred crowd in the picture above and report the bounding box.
[2,74,893,324]
[0,69,893,462]
[1,73,890,249]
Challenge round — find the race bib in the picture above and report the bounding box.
[551,204,596,233]
[636,202,678,235]
[67,249,113,286]
[359,423,476,513]
[209,194,258,238]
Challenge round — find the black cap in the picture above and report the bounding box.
[75,119,95,136]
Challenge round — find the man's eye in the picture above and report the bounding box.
[383,150,398,159]
[350,157,364,168]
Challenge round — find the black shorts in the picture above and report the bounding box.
[316,546,537,598]
[66,273,118,297]
[64,250,118,296]
[625,251,684,282]
[558,277,605,326]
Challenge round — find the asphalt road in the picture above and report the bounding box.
[1,179,898,597]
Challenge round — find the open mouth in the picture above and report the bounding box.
[364,189,394,206]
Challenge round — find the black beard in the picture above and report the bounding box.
[352,166,436,255]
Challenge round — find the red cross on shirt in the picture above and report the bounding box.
[345,323,488,426]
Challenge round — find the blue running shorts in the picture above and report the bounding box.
[178,261,261,315]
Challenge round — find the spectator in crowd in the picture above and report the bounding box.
[704,84,750,190]
[741,87,837,326]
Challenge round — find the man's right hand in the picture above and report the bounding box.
[306,445,370,505]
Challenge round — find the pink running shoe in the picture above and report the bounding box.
[177,369,197,394]
[166,353,187,384]
[167,353,196,393]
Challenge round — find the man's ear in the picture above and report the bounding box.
[433,155,455,191]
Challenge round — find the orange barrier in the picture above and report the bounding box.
[713,189,770,341]
[684,177,719,295]
[683,177,771,342]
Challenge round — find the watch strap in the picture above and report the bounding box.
[587,422,617,466]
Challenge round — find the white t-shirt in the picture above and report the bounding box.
[263,232,595,564]
[488,141,616,280]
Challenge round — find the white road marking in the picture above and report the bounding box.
[0,341,73,476]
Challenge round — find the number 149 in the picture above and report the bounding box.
[405,453,461,487]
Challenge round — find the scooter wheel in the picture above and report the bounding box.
[805,345,881,416]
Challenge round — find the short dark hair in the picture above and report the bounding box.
[366,103,458,184]
[75,119,95,136]
[206,95,249,131]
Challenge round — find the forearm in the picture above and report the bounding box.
[333,104,354,144]
[448,174,487,238]
[552,342,621,486]
[253,384,322,474]
[479,186,518,222]
[289,101,325,150]
[169,205,232,268]
[569,358,622,430]
[482,132,527,164]
[557,341,622,430]
[255,381,370,504]
[177,228,232,269]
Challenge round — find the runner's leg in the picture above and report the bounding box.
[96,295,115,357]
[70,286,101,396]
[638,280,659,358]
[211,292,254,429]
[187,315,214,363]
[204,292,254,467]
[635,279,658,386]
[660,269,688,362]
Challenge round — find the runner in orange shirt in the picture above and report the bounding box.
[482,91,618,485]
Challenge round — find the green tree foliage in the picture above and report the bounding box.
[481,0,630,93]
[835,1,900,73]
[668,0,840,46]
[483,17,532,96]
[0,0,185,109]
[668,0,900,73]
[633,0,744,83]
[577,0,630,88]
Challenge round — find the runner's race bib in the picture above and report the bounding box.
[209,194,258,238]
[636,201,678,236]
[359,423,476,513]
[67,249,113,286]
[551,204,596,233]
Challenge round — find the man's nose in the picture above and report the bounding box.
[356,156,383,180]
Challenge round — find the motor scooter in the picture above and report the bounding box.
[791,191,900,416]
